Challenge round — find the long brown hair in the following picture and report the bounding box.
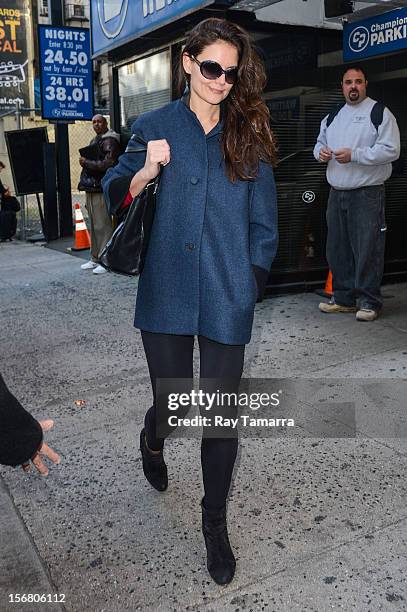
[178,18,277,182]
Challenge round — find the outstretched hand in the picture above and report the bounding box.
[21,419,61,476]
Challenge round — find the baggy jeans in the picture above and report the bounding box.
[326,185,386,310]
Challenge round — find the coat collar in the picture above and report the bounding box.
[180,92,223,138]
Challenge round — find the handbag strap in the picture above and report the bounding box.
[147,169,162,194]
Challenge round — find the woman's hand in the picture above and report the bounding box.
[21,419,60,476]
[143,139,171,181]
[129,139,171,197]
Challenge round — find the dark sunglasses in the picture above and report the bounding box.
[189,56,238,85]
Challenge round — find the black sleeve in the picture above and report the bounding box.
[0,374,43,467]
[2,196,20,212]
[82,137,122,175]
[252,264,270,303]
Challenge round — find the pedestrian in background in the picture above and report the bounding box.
[78,114,121,275]
[0,160,6,195]
[314,66,400,321]
[103,18,278,585]
[0,161,20,242]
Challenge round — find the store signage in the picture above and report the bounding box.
[344,7,407,60]
[0,0,29,110]
[267,97,300,121]
[38,25,93,121]
[91,0,231,56]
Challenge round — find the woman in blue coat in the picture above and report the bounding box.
[103,18,278,585]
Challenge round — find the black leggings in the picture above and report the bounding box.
[141,331,245,510]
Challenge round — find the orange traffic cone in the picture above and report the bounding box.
[71,203,91,251]
[315,269,333,298]
[324,270,333,296]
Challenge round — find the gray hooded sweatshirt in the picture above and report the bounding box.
[313,96,400,190]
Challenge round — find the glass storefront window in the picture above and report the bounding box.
[255,30,343,279]
[118,49,171,137]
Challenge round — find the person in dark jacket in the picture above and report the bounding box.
[102,18,278,585]
[0,162,20,241]
[0,373,60,475]
[0,160,6,194]
[78,115,121,275]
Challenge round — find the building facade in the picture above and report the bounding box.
[90,0,406,290]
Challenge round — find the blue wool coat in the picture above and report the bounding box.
[102,97,278,345]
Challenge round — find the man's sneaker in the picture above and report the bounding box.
[92,264,107,274]
[319,299,356,314]
[80,260,97,270]
[356,308,379,322]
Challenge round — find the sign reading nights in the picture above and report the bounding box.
[38,25,93,121]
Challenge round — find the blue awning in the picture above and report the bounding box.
[91,0,231,57]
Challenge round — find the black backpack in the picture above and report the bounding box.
[326,101,385,130]
[0,195,20,241]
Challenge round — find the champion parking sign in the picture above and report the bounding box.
[344,7,407,61]
[38,25,94,121]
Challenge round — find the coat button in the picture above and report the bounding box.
[190,176,199,185]
[186,242,195,251]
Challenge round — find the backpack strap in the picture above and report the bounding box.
[326,101,385,131]
[326,103,345,127]
[370,101,385,131]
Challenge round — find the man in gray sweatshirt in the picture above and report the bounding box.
[314,66,400,321]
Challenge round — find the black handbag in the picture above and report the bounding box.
[99,172,160,277]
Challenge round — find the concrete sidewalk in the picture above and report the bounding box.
[0,240,406,612]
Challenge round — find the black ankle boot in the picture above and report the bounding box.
[139,429,168,492]
[201,498,236,585]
